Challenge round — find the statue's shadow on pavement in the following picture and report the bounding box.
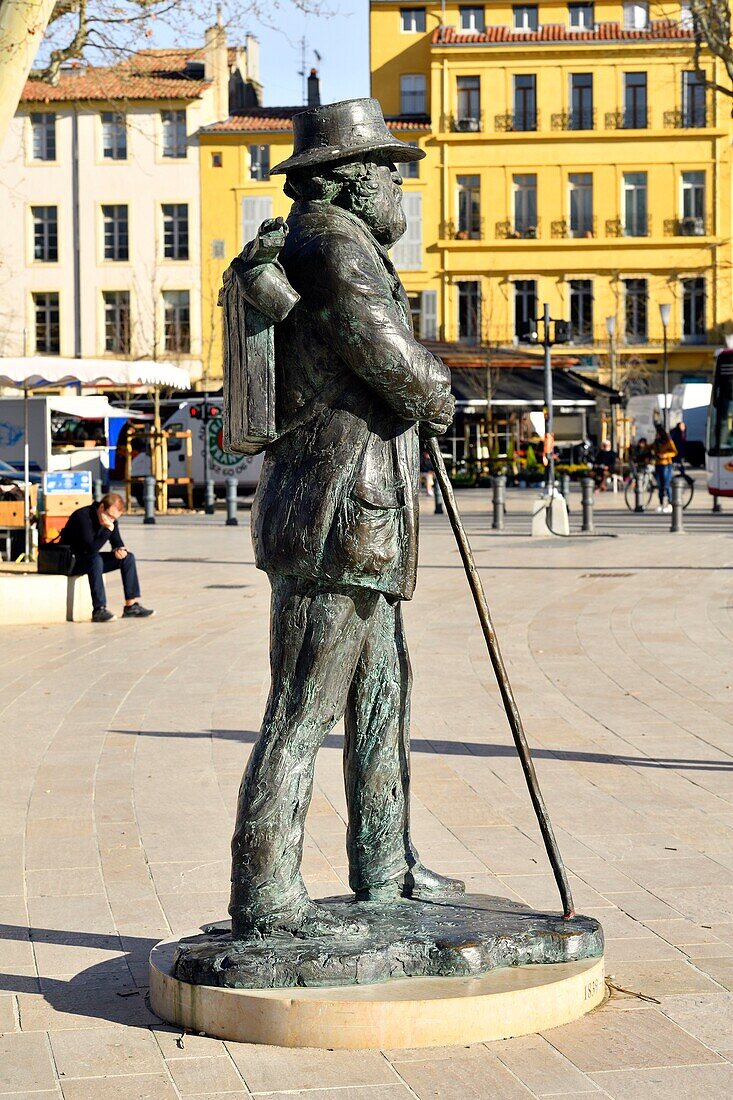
[114,728,733,771]
[0,923,165,1030]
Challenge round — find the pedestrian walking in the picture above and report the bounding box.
[670,419,687,475]
[420,446,435,497]
[653,425,678,513]
[60,493,155,622]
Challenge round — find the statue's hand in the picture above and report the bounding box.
[422,392,455,437]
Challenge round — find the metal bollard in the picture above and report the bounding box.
[492,474,505,531]
[713,495,722,513]
[204,478,215,515]
[143,475,156,525]
[433,478,444,515]
[581,477,595,533]
[560,473,571,503]
[93,478,103,503]
[671,475,685,533]
[225,477,239,526]
[634,475,645,513]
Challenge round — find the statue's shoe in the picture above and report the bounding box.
[232,899,368,941]
[402,862,465,900]
[355,864,466,903]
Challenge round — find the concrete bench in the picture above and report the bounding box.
[0,571,92,625]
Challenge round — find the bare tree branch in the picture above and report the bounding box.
[690,0,733,101]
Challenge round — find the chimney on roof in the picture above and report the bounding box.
[204,13,228,122]
[307,68,320,107]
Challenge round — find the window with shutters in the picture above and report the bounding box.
[514,280,537,342]
[458,282,481,345]
[162,203,189,259]
[161,109,187,157]
[103,291,130,353]
[102,205,129,260]
[623,172,647,237]
[457,176,481,239]
[513,75,537,131]
[420,289,438,339]
[400,74,426,115]
[250,144,270,180]
[569,74,593,130]
[682,277,705,342]
[401,8,426,32]
[241,196,273,248]
[623,72,647,128]
[32,206,58,262]
[569,280,593,343]
[101,112,127,159]
[211,239,226,258]
[33,292,60,354]
[460,7,485,32]
[624,278,648,343]
[163,290,191,353]
[391,192,422,270]
[31,113,56,161]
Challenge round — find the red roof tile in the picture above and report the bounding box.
[202,110,431,135]
[20,47,214,104]
[432,19,695,46]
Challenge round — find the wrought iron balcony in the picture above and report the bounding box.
[550,109,596,131]
[605,109,649,130]
[605,217,652,238]
[663,215,711,237]
[449,112,483,133]
[496,219,541,239]
[663,108,709,129]
[494,111,540,133]
[551,217,597,238]
[439,218,484,240]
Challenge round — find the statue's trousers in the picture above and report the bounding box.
[230,575,413,935]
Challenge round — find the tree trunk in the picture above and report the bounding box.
[0,0,57,147]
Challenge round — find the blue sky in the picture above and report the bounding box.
[36,1,371,108]
[250,3,371,107]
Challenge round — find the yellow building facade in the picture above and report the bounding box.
[369,0,733,392]
[199,3,732,393]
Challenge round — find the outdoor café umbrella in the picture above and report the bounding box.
[0,358,191,559]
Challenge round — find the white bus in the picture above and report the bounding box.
[707,350,733,500]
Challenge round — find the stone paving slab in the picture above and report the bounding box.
[0,490,732,1096]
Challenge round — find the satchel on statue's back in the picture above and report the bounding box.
[219,218,301,456]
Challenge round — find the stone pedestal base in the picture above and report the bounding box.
[149,895,605,1048]
[150,941,605,1048]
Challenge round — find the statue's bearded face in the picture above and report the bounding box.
[336,160,407,248]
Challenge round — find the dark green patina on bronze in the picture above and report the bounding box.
[173,896,603,989]
[173,98,602,992]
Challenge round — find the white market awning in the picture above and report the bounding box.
[0,357,191,390]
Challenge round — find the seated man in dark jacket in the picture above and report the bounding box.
[60,492,154,622]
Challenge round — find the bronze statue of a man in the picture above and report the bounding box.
[229,99,461,940]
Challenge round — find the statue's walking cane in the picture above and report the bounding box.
[427,437,575,919]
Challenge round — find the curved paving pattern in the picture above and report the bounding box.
[1,489,733,1098]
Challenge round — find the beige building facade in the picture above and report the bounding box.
[0,23,260,384]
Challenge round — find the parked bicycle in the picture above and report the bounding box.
[624,462,694,511]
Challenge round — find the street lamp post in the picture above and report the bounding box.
[659,302,672,431]
[605,315,616,451]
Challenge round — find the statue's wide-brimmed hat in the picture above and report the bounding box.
[270,98,426,176]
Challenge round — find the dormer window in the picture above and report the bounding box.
[623,1,648,30]
[460,7,485,32]
[514,5,539,32]
[568,3,594,30]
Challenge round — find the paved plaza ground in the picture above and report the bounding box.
[2,483,733,1098]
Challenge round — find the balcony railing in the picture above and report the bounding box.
[606,217,652,238]
[663,215,712,237]
[446,112,483,133]
[551,217,597,238]
[664,108,709,129]
[550,109,596,131]
[605,109,649,130]
[494,111,540,132]
[568,326,595,346]
[496,219,541,239]
[439,218,484,240]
